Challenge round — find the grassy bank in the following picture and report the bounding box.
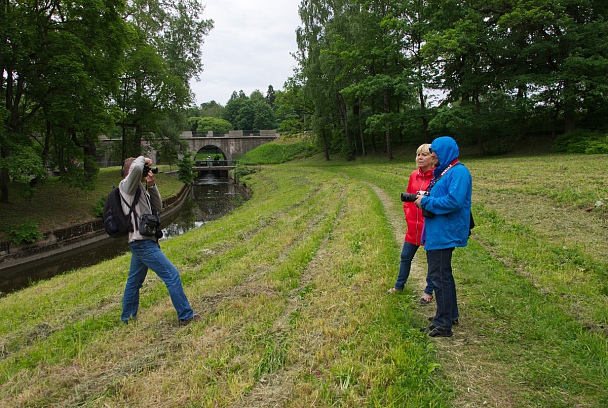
[0,151,606,406]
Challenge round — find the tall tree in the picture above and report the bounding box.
[116,0,213,159]
[1,0,128,202]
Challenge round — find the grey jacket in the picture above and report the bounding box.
[118,156,162,242]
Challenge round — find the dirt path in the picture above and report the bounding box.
[365,183,428,299]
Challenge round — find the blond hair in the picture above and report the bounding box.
[416,144,431,159]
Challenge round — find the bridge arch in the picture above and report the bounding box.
[182,130,279,161]
[194,145,227,163]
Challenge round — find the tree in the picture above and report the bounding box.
[116,0,213,159]
[223,91,277,131]
[223,92,249,129]
[200,100,226,118]
[265,85,277,106]
[193,117,232,134]
[275,75,314,133]
[1,0,128,202]
[297,0,350,160]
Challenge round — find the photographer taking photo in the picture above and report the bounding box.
[119,156,200,326]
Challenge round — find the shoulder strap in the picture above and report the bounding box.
[118,186,142,231]
[426,162,462,192]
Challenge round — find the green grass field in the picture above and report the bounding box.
[0,150,606,407]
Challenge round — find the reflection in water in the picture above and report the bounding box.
[161,174,245,238]
[0,175,246,294]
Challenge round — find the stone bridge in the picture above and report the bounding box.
[98,130,279,166]
[182,130,279,161]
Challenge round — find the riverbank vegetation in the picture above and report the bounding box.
[1,150,606,406]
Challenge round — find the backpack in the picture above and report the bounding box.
[103,186,141,238]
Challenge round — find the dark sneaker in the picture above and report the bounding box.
[429,327,453,337]
[123,317,137,325]
[421,324,453,337]
[428,316,459,325]
[179,314,202,326]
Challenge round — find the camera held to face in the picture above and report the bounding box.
[142,166,158,177]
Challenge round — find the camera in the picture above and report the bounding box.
[400,192,418,202]
[142,166,158,177]
[400,190,428,202]
[400,191,435,218]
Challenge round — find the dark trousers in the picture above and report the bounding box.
[427,248,457,330]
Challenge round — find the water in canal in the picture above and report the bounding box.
[0,175,247,295]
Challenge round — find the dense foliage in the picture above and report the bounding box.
[0,0,213,203]
[187,117,233,135]
[293,0,608,159]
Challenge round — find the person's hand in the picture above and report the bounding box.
[144,157,154,167]
[414,195,424,208]
[145,172,156,187]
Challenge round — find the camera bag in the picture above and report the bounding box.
[139,210,161,237]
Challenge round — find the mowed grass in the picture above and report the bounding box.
[0,150,607,407]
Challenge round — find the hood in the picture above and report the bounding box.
[430,136,459,176]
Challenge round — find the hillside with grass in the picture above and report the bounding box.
[0,147,606,407]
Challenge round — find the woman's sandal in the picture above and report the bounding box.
[387,287,403,294]
[419,294,433,304]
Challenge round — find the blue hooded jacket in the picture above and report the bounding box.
[420,136,472,250]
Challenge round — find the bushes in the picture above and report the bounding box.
[188,117,233,134]
[178,156,195,184]
[553,130,608,154]
[6,221,42,245]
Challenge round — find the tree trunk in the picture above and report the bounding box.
[337,95,354,160]
[358,96,366,156]
[321,128,330,161]
[474,92,483,155]
[370,97,377,153]
[0,164,9,203]
[563,81,576,134]
[418,87,430,143]
[82,140,98,183]
[384,88,393,160]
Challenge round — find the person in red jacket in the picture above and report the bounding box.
[387,144,435,296]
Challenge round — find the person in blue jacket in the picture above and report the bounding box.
[414,136,472,338]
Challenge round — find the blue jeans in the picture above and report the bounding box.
[427,248,459,330]
[395,242,419,290]
[122,240,195,323]
[423,273,435,296]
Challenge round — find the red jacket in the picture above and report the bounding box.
[404,167,435,245]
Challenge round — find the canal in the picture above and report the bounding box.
[0,175,247,295]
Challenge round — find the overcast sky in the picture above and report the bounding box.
[190,0,302,106]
